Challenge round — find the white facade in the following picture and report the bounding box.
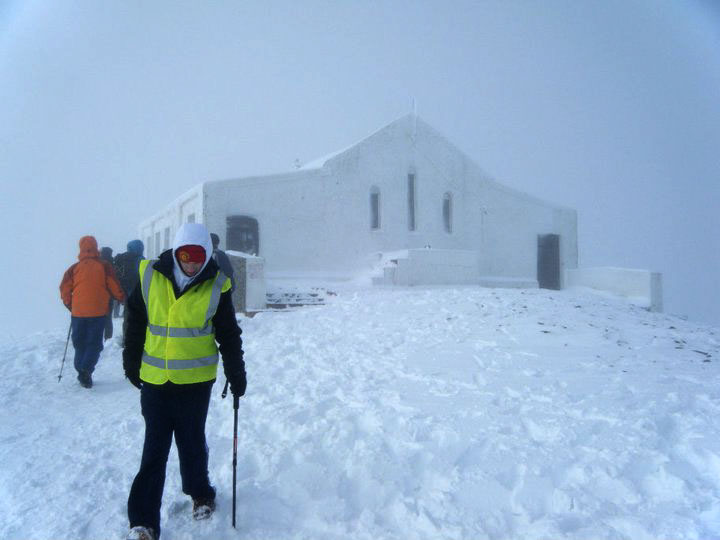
[227,251,267,312]
[380,249,480,287]
[566,267,663,312]
[139,115,578,287]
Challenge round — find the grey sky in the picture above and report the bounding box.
[1,0,718,337]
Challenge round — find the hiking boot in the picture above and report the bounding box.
[192,497,216,520]
[126,526,156,540]
[77,371,92,389]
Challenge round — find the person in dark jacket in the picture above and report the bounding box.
[60,236,125,388]
[114,240,145,299]
[210,233,236,292]
[122,224,246,540]
[100,246,114,340]
[113,239,144,335]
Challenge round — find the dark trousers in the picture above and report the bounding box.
[104,301,114,340]
[128,382,215,537]
[70,316,105,376]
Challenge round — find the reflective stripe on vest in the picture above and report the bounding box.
[146,323,214,338]
[141,353,219,369]
[138,259,231,385]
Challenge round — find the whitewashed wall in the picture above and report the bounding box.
[389,249,479,286]
[139,115,578,284]
[410,118,577,284]
[566,267,663,312]
[226,252,266,312]
[306,115,578,282]
[203,170,332,273]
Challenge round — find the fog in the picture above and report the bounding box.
[1,0,718,338]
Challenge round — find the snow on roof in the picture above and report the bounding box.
[299,113,413,170]
[299,145,351,170]
[226,249,262,259]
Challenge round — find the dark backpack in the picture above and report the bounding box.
[113,252,141,295]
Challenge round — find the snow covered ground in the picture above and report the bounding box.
[1,286,719,540]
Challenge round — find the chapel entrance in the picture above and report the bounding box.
[537,234,560,290]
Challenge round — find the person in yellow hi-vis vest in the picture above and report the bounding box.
[122,223,246,540]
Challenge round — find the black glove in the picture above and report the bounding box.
[123,353,142,389]
[227,369,247,397]
[126,369,142,389]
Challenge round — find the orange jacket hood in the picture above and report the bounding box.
[78,236,100,260]
[60,236,125,316]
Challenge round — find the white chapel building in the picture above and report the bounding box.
[139,114,578,290]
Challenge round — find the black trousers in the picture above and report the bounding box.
[104,306,113,340]
[127,381,216,537]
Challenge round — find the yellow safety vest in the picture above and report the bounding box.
[138,259,231,385]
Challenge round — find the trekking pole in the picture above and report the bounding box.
[232,392,239,528]
[57,320,72,382]
[222,379,239,528]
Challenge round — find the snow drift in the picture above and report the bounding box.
[1,286,718,539]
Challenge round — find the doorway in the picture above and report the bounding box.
[537,234,560,290]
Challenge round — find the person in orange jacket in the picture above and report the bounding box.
[60,236,125,388]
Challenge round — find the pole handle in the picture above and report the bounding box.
[222,379,241,410]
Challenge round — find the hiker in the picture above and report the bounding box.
[210,233,236,292]
[100,246,114,340]
[113,239,144,328]
[122,223,246,540]
[210,233,235,292]
[114,240,145,299]
[59,236,125,388]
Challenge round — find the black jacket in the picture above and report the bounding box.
[122,249,245,386]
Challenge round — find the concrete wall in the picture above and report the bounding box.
[308,115,578,282]
[203,170,333,273]
[227,252,266,313]
[138,115,578,285]
[377,249,479,286]
[566,267,663,312]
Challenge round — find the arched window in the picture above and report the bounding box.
[443,192,453,233]
[370,186,381,230]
